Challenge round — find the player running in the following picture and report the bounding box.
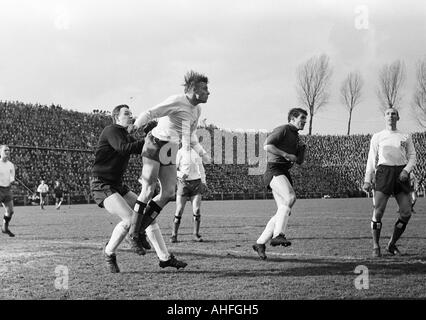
[54,181,64,210]
[252,108,307,260]
[130,70,211,269]
[362,108,417,258]
[0,145,16,237]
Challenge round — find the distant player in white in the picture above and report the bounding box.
[171,146,207,243]
[0,145,16,237]
[363,108,416,257]
[129,70,211,269]
[37,180,49,210]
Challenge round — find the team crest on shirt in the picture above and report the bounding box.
[400,140,407,149]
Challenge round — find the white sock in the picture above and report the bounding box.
[257,216,275,244]
[105,221,129,255]
[273,205,291,238]
[146,222,170,261]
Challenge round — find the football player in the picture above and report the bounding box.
[363,108,417,257]
[130,70,211,269]
[0,145,16,237]
[91,104,149,273]
[252,108,307,260]
[171,146,207,243]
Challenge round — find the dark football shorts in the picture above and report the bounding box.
[263,162,293,190]
[0,186,13,203]
[375,165,411,195]
[55,193,63,199]
[90,177,130,208]
[177,178,204,198]
[141,132,178,166]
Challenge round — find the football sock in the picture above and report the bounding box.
[257,216,276,245]
[105,221,129,255]
[2,215,11,229]
[139,200,162,232]
[193,214,201,235]
[273,205,291,238]
[172,215,181,236]
[389,218,409,245]
[146,222,169,261]
[129,200,147,239]
[371,220,382,248]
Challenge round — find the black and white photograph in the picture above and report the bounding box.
[0,0,425,309]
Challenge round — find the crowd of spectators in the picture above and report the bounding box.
[0,101,109,149]
[1,101,425,201]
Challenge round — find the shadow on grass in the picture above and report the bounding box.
[121,250,426,278]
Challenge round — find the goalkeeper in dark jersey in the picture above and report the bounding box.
[90,104,156,273]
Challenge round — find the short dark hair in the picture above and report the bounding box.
[183,70,209,93]
[288,108,308,122]
[111,105,129,124]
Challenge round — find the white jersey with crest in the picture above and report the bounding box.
[364,129,416,183]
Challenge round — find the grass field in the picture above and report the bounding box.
[1,197,426,300]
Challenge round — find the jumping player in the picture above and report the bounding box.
[0,145,16,237]
[130,70,211,269]
[363,108,417,257]
[252,108,307,260]
[171,146,207,243]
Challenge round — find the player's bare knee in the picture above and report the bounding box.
[284,193,296,207]
[373,209,384,221]
[399,209,411,221]
[193,208,201,216]
[121,219,131,231]
[160,188,175,202]
[142,184,156,198]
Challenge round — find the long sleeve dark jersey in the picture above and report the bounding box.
[92,124,144,184]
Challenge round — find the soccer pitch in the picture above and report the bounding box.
[1,198,425,300]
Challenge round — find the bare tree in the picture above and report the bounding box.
[412,58,426,128]
[297,54,332,135]
[340,72,363,135]
[377,60,406,112]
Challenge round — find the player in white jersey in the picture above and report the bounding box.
[171,146,207,243]
[129,71,210,269]
[37,180,49,210]
[0,145,16,237]
[363,108,417,257]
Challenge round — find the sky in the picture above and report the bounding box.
[0,0,425,135]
